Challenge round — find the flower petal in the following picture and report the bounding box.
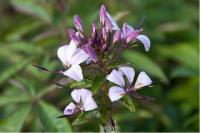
[119,66,135,84]
[122,23,134,37]
[71,89,81,103]
[109,86,125,102]
[57,41,77,66]
[134,71,152,90]
[83,97,97,111]
[71,48,89,65]
[106,70,125,87]
[106,12,120,30]
[63,64,83,81]
[64,102,76,115]
[126,30,141,43]
[136,35,151,52]
[80,88,93,103]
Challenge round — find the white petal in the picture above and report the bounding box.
[109,86,125,102]
[64,102,76,115]
[80,88,92,103]
[83,97,97,111]
[106,12,120,30]
[71,89,81,103]
[70,48,89,65]
[57,41,77,66]
[63,64,83,81]
[134,71,152,90]
[119,66,135,84]
[106,70,125,87]
[136,35,151,52]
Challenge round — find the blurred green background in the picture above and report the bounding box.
[0,0,199,132]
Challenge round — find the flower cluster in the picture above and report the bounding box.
[56,5,153,125]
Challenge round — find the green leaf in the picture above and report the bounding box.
[38,101,72,132]
[123,50,168,83]
[0,57,33,85]
[11,0,52,23]
[6,20,43,41]
[0,104,31,131]
[170,66,197,78]
[0,94,30,107]
[0,86,31,107]
[157,43,198,72]
[17,77,36,96]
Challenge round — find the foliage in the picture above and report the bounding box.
[0,0,198,132]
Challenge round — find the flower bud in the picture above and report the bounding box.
[68,29,81,45]
[73,15,84,38]
[81,44,97,62]
[91,22,97,38]
[102,27,108,42]
[113,30,121,44]
[99,5,107,25]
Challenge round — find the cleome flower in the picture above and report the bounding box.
[113,23,151,51]
[57,40,89,81]
[106,66,152,102]
[64,88,98,115]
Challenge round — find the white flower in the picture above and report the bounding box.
[64,88,98,115]
[106,66,152,102]
[57,40,89,81]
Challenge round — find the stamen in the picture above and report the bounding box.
[32,64,62,74]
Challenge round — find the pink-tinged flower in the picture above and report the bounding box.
[122,23,151,51]
[57,41,89,81]
[64,88,98,115]
[106,66,152,102]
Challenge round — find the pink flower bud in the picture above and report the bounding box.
[68,29,81,45]
[99,5,107,25]
[113,30,121,44]
[81,44,97,62]
[73,15,84,38]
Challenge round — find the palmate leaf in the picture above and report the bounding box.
[0,85,31,107]
[10,0,52,23]
[156,43,198,72]
[37,101,72,132]
[123,50,168,83]
[0,57,33,85]
[0,104,31,131]
[0,94,30,107]
[6,20,43,41]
